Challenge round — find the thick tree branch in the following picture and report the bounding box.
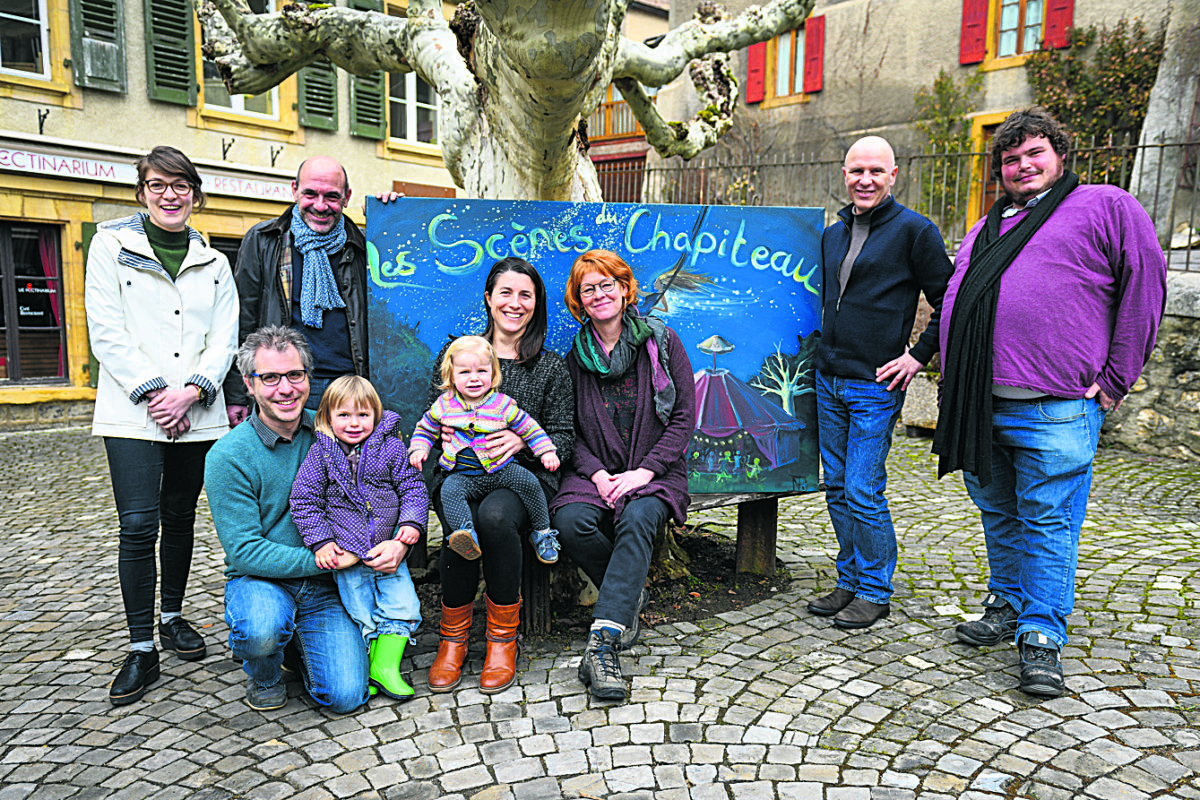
[620,52,737,161]
[613,0,815,87]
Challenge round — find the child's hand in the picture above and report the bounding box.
[335,551,360,569]
[409,449,427,469]
[541,452,560,472]
[315,542,341,570]
[397,525,421,545]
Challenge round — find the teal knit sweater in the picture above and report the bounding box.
[205,419,323,580]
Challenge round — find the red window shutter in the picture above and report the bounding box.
[1043,0,1075,48]
[960,0,988,64]
[746,42,766,104]
[802,16,825,94]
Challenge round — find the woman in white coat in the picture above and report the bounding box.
[85,146,238,706]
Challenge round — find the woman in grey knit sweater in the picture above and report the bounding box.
[424,257,575,695]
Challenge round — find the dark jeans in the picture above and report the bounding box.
[554,497,667,629]
[104,437,212,644]
[435,484,551,608]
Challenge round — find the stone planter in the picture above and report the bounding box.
[901,370,939,434]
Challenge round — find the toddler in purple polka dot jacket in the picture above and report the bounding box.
[290,375,429,701]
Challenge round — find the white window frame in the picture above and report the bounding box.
[201,0,280,119]
[387,71,439,145]
[0,0,51,80]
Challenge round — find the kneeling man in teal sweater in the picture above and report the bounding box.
[205,326,409,712]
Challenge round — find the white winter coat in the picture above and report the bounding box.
[85,213,239,442]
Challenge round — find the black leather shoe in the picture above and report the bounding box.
[159,618,207,661]
[807,587,855,617]
[110,649,160,706]
[833,597,891,630]
[956,596,1018,646]
[1018,632,1065,697]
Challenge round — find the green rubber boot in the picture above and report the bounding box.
[368,634,415,700]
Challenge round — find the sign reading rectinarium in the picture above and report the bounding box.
[0,144,293,201]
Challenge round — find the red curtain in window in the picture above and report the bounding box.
[802,16,825,94]
[38,230,61,325]
[960,0,988,64]
[745,42,766,104]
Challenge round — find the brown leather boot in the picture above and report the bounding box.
[479,595,521,694]
[428,602,473,692]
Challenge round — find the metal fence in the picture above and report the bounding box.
[601,136,1200,271]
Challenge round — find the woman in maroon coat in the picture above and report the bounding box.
[551,250,696,703]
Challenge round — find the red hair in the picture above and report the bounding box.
[564,250,640,323]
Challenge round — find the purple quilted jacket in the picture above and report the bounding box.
[290,410,430,558]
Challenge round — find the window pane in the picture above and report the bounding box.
[774,33,791,98]
[0,18,44,75]
[388,73,408,139]
[999,0,1019,29]
[417,105,436,143]
[1024,0,1043,51]
[416,76,434,105]
[0,0,40,20]
[242,92,274,115]
[998,29,1017,58]
[3,223,64,379]
[203,61,233,107]
[793,31,805,95]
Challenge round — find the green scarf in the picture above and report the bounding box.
[571,309,676,424]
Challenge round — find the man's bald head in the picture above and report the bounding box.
[842,136,898,213]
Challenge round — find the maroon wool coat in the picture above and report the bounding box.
[550,326,696,523]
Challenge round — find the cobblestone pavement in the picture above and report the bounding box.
[1,427,1197,800]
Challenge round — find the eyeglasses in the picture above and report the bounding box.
[251,369,309,386]
[143,180,194,196]
[580,279,619,299]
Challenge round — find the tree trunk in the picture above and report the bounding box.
[1130,0,1200,245]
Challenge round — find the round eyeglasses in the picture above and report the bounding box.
[143,180,194,196]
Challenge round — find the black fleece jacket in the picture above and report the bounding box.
[815,196,953,381]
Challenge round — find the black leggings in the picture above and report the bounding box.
[435,482,552,607]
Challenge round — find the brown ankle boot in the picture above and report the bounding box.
[428,602,473,692]
[479,595,521,694]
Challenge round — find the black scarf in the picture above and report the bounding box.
[933,170,1079,486]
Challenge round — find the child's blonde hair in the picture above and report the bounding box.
[314,375,383,437]
[439,335,503,394]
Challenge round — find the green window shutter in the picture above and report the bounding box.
[144,0,196,105]
[81,222,100,388]
[69,0,126,92]
[299,60,338,130]
[348,0,386,139]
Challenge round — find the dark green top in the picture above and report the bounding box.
[145,220,189,280]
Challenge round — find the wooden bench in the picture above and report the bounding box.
[409,491,816,634]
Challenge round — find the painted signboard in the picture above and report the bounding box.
[365,198,823,494]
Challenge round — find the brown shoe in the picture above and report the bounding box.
[479,595,521,694]
[833,597,891,630]
[807,587,855,617]
[428,602,473,692]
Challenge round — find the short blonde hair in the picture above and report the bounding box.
[440,335,503,393]
[314,375,383,437]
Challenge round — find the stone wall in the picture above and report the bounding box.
[1104,272,1200,460]
[0,401,93,432]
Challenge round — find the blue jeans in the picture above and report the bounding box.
[816,370,906,605]
[334,562,422,642]
[554,497,668,629]
[963,397,1105,649]
[104,437,212,644]
[225,575,369,713]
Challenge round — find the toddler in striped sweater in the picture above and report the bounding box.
[409,336,561,564]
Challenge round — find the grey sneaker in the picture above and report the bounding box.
[245,678,287,711]
[956,595,1019,647]
[618,588,651,651]
[579,629,627,702]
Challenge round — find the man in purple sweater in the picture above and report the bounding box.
[934,108,1166,697]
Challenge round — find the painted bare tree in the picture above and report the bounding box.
[193,0,816,201]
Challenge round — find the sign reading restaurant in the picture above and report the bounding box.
[0,144,293,201]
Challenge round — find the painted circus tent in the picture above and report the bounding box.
[365,198,823,494]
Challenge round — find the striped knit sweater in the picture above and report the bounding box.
[410,390,556,473]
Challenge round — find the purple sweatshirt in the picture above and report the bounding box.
[940,184,1166,401]
[550,326,696,523]
[290,410,430,558]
